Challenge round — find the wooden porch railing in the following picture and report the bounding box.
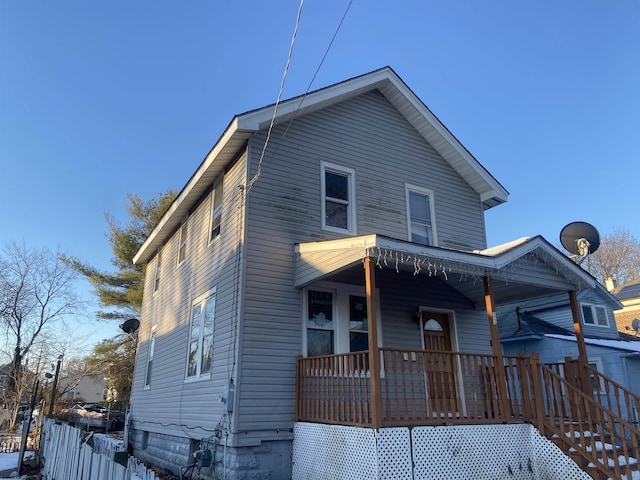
[295,349,640,478]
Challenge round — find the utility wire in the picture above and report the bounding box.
[246,0,353,189]
[247,0,305,192]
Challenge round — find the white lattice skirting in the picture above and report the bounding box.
[293,423,591,480]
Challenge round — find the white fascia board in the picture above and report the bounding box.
[133,117,242,265]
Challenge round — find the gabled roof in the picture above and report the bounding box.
[134,67,509,265]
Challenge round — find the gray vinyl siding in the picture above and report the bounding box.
[130,152,248,438]
[235,91,490,439]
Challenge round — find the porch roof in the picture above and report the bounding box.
[294,234,595,308]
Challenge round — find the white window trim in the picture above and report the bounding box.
[303,282,382,357]
[208,182,223,246]
[144,327,157,390]
[581,302,610,328]
[185,287,217,382]
[405,183,437,246]
[177,219,188,267]
[320,161,356,235]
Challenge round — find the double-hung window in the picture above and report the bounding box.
[581,303,609,327]
[153,251,162,294]
[187,289,216,380]
[321,161,356,234]
[144,330,156,388]
[209,182,223,244]
[177,220,188,266]
[406,184,436,246]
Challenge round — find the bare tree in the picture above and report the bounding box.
[0,242,81,427]
[585,228,640,287]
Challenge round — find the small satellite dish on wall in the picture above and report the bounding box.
[120,318,140,334]
[632,318,640,336]
[560,222,601,262]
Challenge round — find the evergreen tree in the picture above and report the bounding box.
[63,190,177,320]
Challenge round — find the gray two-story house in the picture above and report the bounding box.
[128,68,639,480]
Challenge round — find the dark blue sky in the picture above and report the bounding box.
[1,1,638,350]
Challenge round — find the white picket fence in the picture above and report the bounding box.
[41,420,159,480]
[0,434,21,453]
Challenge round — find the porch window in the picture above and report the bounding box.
[177,219,188,266]
[349,295,368,352]
[321,162,356,234]
[581,303,609,327]
[405,184,436,246]
[187,289,216,380]
[307,290,334,356]
[588,358,605,394]
[209,181,223,244]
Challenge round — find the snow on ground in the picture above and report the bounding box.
[0,451,34,479]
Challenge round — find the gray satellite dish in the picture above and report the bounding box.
[632,318,640,335]
[560,222,601,257]
[120,318,140,334]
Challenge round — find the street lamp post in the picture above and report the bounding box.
[47,355,63,417]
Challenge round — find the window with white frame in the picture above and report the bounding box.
[321,162,356,233]
[209,182,223,244]
[406,184,436,246]
[144,330,156,388]
[187,289,216,380]
[588,358,605,394]
[177,220,188,266]
[307,290,335,356]
[581,303,609,327]
[153,251,162,294]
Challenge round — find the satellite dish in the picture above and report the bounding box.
[560,222,601,256]
[632,318,640,335]
[120,318,140,334]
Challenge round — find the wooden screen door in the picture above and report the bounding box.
[421,311,458,414]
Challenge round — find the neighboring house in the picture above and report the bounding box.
[498,282,640,400]
[128,68,630,479]
[59,374,107,404]
[612,276,640,335]
[0,364,10,403]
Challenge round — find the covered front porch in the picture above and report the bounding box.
[294,234,595,429]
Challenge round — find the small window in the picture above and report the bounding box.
[178,220,188,266]
[581,303,609,327]
[187,290,216,380]
[321,162,356,234]
[145,331,156,388]
[588,358,605,394]
[307,290,334,356]
[406,184,436,246]
[153,252,162,293]
[349,295,368,352]
[209,182,223,244]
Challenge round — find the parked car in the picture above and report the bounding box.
[65,403,125,430]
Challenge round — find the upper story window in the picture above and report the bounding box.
[177,220,188,266]
[144,330,156,388]
[187,289,216,380]
[581,303,609,327]
[153,251,162,294]
[321,161,356,234]
[406,184,436,246]
[209,182,223,244]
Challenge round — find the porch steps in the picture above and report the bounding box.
[547,430,640,480]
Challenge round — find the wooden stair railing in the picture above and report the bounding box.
[530,354,640,480]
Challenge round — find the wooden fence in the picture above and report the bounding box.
[41,419,159,480]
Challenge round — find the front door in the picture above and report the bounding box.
[421,311,459,415]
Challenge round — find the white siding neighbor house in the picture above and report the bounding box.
[128,68,640,480]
